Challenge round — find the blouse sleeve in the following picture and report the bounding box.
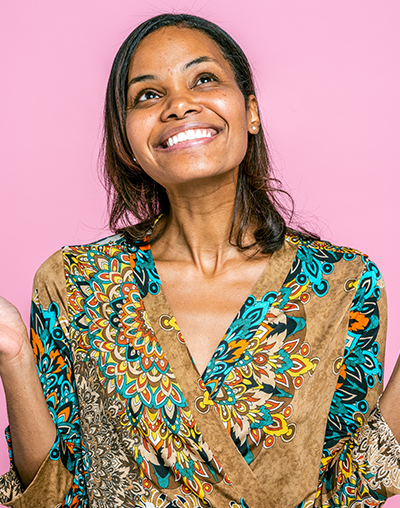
[313,257,400,507]
[0,251,88,508]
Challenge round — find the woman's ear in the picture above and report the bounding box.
[247,95,260,134]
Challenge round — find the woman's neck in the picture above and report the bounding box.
[151,174,258,275]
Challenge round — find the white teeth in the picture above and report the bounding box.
[166,128,214,147]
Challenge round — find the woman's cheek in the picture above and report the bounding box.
[126,118,145,155]
[127,113,157,155]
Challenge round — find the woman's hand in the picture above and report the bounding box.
[0,295,57,487]
[0,295,31,372]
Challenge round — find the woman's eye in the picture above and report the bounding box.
[195,74,217,86]
[137,90,160,102]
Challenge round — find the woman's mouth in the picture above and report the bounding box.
[158,128,219,150]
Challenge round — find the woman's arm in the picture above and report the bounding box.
[0,296,56,487]
[312,257,400,507]
[379,354,400,440]
[0,252,84,507]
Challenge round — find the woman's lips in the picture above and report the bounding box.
[157,126,220,150]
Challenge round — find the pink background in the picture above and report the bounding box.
[0,1,399,506]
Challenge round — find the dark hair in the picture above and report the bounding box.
[101,13,312,253]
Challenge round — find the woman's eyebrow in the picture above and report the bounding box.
[127,57,222,89]
[183,56,222,70]
[127,74,158,89]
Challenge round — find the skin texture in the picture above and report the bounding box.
[0,26,398,490]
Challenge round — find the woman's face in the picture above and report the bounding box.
[125,26,259,189]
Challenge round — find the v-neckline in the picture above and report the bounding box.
[137,238,298,507]
[141,237,298,379]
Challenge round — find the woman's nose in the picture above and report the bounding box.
[160,91,202,121]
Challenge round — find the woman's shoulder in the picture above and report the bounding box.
[33,249,65,292]
[63,232,130,253]
[34,233,139,284]
[284,231,365,257]
[283,232,383,284]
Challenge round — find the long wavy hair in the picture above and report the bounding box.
[101,13,313,253]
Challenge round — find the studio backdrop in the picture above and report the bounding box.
[0,1,399,507]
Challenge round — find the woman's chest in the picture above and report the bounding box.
[154,258,271,375]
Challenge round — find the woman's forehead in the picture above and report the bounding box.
[128,26,228,73]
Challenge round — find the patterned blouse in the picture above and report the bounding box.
[1,233,399,508]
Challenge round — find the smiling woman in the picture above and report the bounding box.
[125,27,252,191]
[102,16,289,255]
[0,12,400,508]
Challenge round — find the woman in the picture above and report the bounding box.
[0,13,399,508]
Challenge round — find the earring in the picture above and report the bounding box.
[252,126,257,131]
[133,156,137,162]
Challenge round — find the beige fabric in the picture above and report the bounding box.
[33,249,69,314]
[1,455,73,508]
